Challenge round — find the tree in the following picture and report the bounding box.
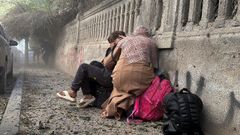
[1,0,104,65]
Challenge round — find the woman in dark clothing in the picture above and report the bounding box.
[56,31,126,107]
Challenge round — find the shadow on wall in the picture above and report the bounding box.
[184,71,240,135]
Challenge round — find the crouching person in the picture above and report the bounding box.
[101,26,158,120]
[56,31,126,108]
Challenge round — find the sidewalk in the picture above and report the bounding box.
[18,65,163,135]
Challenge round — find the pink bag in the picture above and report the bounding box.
[127,76,174,124]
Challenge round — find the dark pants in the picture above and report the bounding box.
[71,61,112,96]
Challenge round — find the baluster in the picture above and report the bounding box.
[112,9,116,32]
[135,0,141,16]
[120,5,125,31]
[96,15,100,40]
[106,12,110,38]
[94,18,97,39]
[89,19,91,39]
[91,19,94,39]
[80,23,83,41]
[99,15,102,39]
[87,24,89,40]
[199,0,211,28]
[214,0,228,28]
[102,14,105,39]
[100,14,104,39]
[129,0,136,33]
[116,7,121,30]
[109,11,113,35]
[185,0,198,30]
[177,0,184,31]
[103,13,107,38]
[94,17,98,40]
[114,9,118,31]
[84,23,87,40]
[124,3,130,34]
[98,15,102,39]
[232,0,240,26]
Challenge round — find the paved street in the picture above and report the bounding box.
[2,65,163,135]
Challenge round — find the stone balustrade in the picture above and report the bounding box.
[176,0,238,30]
[78,0,142,45]
[76,0,240,49]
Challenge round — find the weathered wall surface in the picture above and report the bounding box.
[159,31,240,135]
[55,0,240,134]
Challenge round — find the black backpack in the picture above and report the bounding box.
[162,88,204,135]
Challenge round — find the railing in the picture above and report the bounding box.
[76,0,240,48]
[176,0,239,30]
[78,0,142,43]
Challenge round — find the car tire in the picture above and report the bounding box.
[0,66,6,94]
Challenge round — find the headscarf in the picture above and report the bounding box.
[133,26,150,37]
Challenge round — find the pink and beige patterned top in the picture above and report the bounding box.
[117,34,158,69]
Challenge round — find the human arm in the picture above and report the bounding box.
[103,46,121,70]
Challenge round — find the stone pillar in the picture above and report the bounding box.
[103,13,107,38]
[214,0,228,28]
[106,12,110,38]
[185,0,198,31]
[129,1,136,33]
[95,17,98,40]
[135,0,141,18]
[164,0,175,32]
[176,0,184,31]
[124,3,130,34]
[116,7,121,31]
[108,11,113,36]
[97,15,100,40]
[120,5,125,31]
[232,0,240,26]
[100,14,104,39]
[94,17,97,40]
[83,23,86,40]
[199,0,211,28]
[90,19,93,38]
[95,16,98,40]
[80,23,83,41]
[99,15,102,39]
[112,9,116,32]
[87,24,89,40]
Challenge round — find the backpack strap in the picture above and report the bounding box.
[127,97,143,124]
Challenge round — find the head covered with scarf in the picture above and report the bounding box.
[133,26,151,37]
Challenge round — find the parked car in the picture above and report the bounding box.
[0,24,18,94]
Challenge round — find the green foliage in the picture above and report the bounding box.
[0,0,54,16]
[0,3,14,16]
[0,0,81,17]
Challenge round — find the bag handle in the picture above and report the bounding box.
[179,88,191,94]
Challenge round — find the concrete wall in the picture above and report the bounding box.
[55,0,240,134]
[160,30,240,135]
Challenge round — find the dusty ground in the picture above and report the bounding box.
[18,65,163,135]
[0,75,17,122]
